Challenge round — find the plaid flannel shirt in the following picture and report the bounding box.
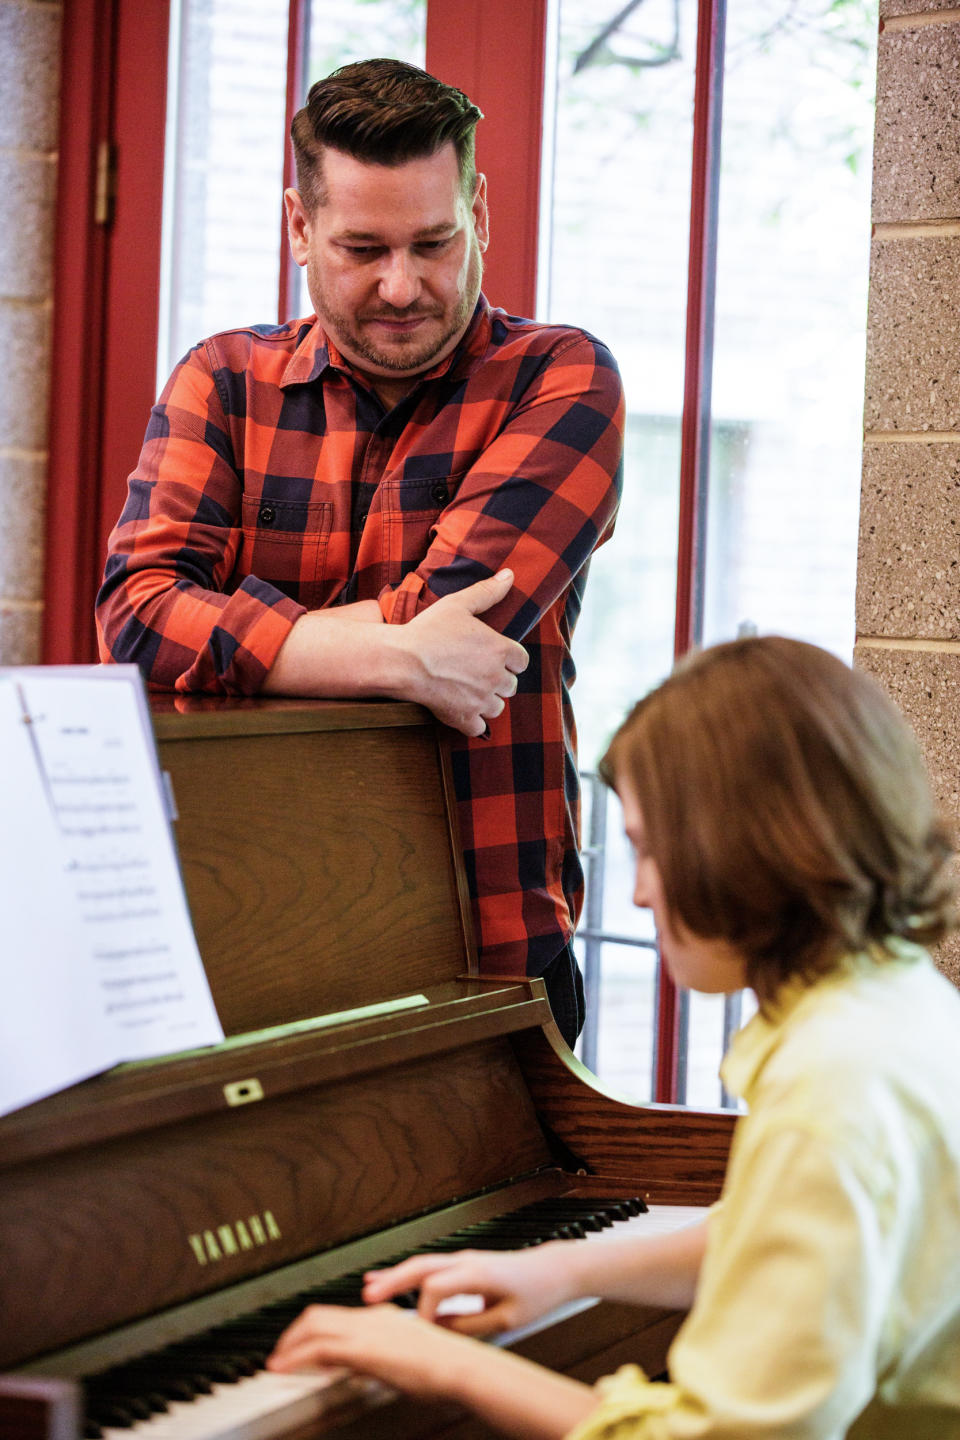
[97,297,624,980]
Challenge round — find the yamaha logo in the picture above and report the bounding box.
[188,1210,282,1265]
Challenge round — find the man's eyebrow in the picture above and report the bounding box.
[333,221,458,243]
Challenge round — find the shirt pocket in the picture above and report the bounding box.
[239,495,333,606]
[379,470,467,579]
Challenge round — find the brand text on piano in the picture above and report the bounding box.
[188,1211,282,1265]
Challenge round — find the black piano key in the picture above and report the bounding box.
[83,1398,143,1430]
[79,1190,650,1428]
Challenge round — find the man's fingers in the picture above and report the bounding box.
[456,567,514,617]
[505,641,529,675]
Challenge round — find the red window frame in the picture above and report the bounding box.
[46,0,724,1102]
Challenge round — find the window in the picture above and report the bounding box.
[159,0,427,381]
[541,0,876,1103]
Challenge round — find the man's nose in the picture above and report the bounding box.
[378,251,422,308]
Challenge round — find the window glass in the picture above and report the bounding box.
[158,0,289,383]
[545,0,695,1094]
[549,1,875,1102]
[308,0,425,81]
[703,0,876,655]
[286,0,427,315]
[159,0,426,383]
[544,0,697,770]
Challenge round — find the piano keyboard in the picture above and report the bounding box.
[86,1199,704,1439]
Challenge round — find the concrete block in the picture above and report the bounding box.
[864,235,960,432]
[0,598,42,664]
[0,301,51,450]
[0,451,46,603]
[873,21,960,223]
[881,1,960,17]
[0,150,57,301]
[858,441,960,637]
[855,642,960,984]
[0,0,62,151]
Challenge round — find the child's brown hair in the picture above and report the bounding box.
[599,636,954,1006]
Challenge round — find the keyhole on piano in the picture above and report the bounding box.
[224,1077,265,1106]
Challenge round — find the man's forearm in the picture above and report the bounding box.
[260,571,529,737]
[260,608,406,699]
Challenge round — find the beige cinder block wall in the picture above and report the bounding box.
[0,0,61,664]
[856,1,960,984]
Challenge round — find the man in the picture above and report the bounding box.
[97,59,624,1046]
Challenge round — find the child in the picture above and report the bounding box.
[268,636,960,1439]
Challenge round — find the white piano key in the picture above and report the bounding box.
[97,1205,705,1439]
[101,1368,390,1440]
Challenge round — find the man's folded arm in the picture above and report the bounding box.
[378,333,625,641]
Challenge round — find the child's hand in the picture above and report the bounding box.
[361,1242,582,1335]
[266,1302,474,1400]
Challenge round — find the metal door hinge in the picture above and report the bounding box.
[94,140,117,226]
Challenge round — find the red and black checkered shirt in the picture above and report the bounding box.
[97,297,624,981]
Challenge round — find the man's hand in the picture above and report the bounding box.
[361,1242,579,1336]
[262,568,527,737]
[393,569,529,736]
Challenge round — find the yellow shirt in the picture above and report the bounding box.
[568,946,960,1440]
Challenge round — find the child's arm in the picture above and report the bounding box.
[267,1302,597,1440]
[361,1216,709,1334]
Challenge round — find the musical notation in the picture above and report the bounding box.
[0,665,223,1117]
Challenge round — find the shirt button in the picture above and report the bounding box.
[430,483,447,505]
[259,504,276,525]
[357,510,368,528]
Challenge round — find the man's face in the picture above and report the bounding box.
[285,143,488,385]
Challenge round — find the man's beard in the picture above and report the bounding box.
[308,246,482,377]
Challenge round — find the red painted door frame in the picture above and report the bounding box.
[426,0,547,319]
[44,0,170,664]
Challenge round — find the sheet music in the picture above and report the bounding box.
[0,666,223,1117]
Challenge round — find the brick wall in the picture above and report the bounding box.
[855,2,960,984]
[0,0,60,664]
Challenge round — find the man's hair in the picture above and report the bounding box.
[291,58,483,211]
[599,635,955,1007]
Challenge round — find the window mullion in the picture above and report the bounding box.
[658,0,727,1106]
[278,0,311,323]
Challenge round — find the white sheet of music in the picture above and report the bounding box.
[0,666,223,1117]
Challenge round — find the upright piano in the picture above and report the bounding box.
[0,699,735,1440]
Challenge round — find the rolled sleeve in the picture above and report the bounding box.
[378,333,624,640]
[96,343,304,693]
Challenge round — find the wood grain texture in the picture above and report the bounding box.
[0,983,549,1168]
[157,715,473,1032]
[513,1024,735,1203]
[0,1039,551,1369]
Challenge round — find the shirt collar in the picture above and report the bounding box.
[279,295,494,391]
[719,940,926,1105]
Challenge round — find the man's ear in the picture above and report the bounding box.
[284,188,310,265]
[472,174,489,253]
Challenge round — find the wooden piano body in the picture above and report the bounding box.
[0,699,735,1439]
